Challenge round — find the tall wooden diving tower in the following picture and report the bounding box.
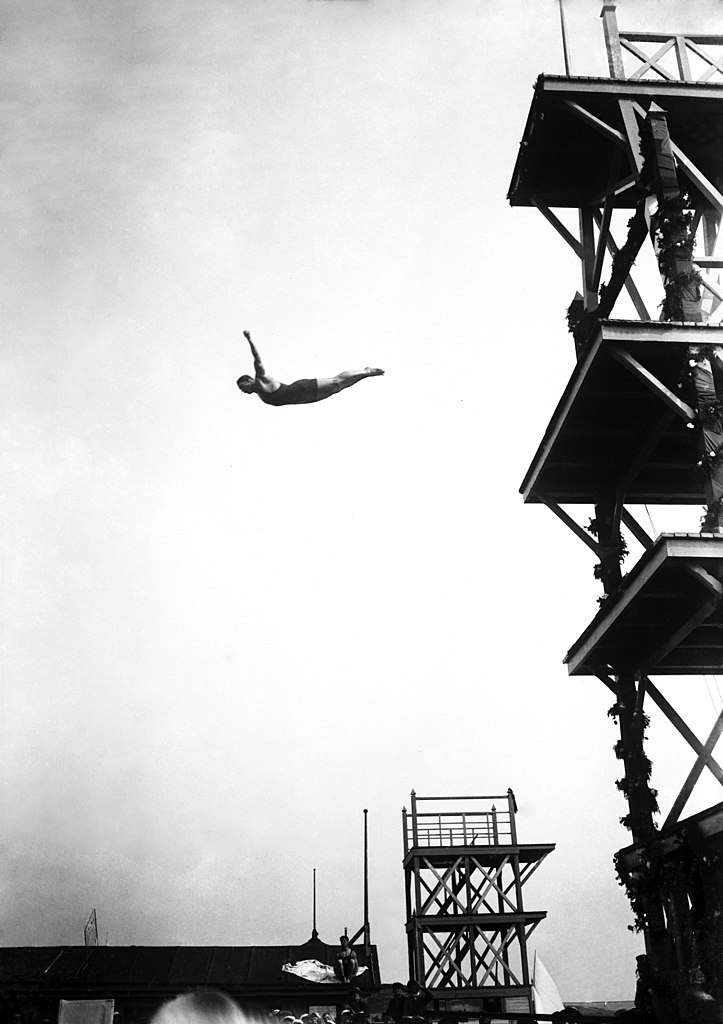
[402,791,554,1018]
[510,5,723,1022]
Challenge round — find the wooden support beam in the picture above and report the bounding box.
[622,32,723,46]
[531,199,583,257]
[621,507,655,550]
[590,173,638,206]
[593,198,614,292]
[561,99,626,146]
[592,151,623,292]
[593,210,651,319]
[424,930,467,986]
[608,345,696,421]
[618,410,676,497]
[640,593,719,674]
[579,207,598,310]
[645,677,723,787]
[420,857,467,914]
[662,709,723,828]
[539,497,601,555]
[476,928,523,987]
[515,849,552,890]
[686,38,723,83]
[683,562,723,598]
[671,142,723,215]
[620,37,677,82]
[618,99,644,177]
[698,273,723,303]
[674,35,693,82]
[543,77,723,101]
[701,212,722,319]
[596,672,620,695]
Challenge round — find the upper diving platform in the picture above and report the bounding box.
[508,74,723,210]
[520,319,723,506]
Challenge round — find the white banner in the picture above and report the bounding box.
[281,960,368,985]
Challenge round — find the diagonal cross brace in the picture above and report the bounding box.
[422,930,469,987]
[663,708,723,828]
[609,345,696,422]
[539,497,601,556]
[620,36,677,81]
[419,856,467,914]
[645,677,723,789]
[466,855,519,914]
[475,926,523,988]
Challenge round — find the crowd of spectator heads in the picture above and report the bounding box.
[270,979,430,1024]
[149,983,431,1024]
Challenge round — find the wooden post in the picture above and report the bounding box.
[641,104,723,533]
[601,2,625,79]
[644,104,703,321]
[579,207,599,311]
[702,211,722,319]
[674,36,693,83]
[404,840,415,982]
[614,675,672,985]
[507,789,518,845]
[593,495,623,595]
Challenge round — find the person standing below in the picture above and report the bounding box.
[402,981,430,1024]
[386,983,406,1024]
[237,331,384,407]
[343,989,367,1024]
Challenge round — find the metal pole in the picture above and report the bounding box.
[363,809,370,954]
[558,0,571,76]
[312,868,318,939]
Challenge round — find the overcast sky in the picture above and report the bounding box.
[3,0,723,1004]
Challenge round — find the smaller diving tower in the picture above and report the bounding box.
[402,790,554,1017]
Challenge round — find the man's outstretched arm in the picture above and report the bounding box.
[243,330,266,377]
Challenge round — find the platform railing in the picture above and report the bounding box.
[601,3,723,83]
[403,791,518,853]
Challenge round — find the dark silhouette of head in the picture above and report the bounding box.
[151,991,246,1024]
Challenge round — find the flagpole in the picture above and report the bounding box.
[312,868,318,939]
[558,0,571,76]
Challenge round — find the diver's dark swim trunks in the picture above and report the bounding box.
[259,379,320,406]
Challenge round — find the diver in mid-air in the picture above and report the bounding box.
[237,331,384,406]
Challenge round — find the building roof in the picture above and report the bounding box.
[0,938,380,1000]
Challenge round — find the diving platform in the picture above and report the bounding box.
[520,320,723,506]
[403,791,554,1016]
[564,533,723,676]
[508,74,723,211]
[511,5,723,1018]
